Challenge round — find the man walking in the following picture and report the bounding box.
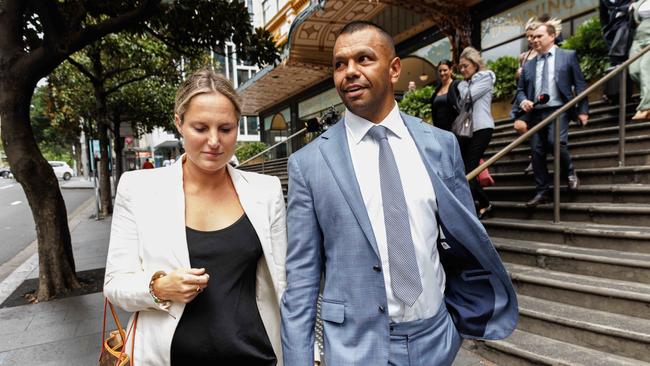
[280,21,518,366]
[515,22,589,208]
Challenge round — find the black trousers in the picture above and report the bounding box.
[456,128,493,210]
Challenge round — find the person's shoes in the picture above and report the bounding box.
[568,174,580,190]
[631,110,650,122]
[478,204,492,220]
[524,162,533,175]
[526,193,549,208]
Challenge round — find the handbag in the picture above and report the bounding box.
[477,159,495,188]
[99,299,139,366]
[452,82,473,138]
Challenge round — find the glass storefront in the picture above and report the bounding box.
[481,0,598,61]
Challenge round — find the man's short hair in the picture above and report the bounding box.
[532,22,557,37]
[336,20,396,57]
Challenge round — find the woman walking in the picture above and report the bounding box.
[457,47,496,219]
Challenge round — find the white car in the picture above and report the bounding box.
[48,161,74,180]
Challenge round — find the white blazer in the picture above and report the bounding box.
[104,159,287,366]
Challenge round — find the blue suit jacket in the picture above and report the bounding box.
[515,47,589,116]
[280,113,518,366]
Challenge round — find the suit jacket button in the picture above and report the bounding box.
[373,265,381,272]
[378,305,385,313]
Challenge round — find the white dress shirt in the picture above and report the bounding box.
[345,103,446,322]
[535,45,563,108]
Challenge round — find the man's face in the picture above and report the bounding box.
[531,25,555,53]
[332,28,401,123]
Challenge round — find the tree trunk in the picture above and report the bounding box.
[0,79,81,302]
[97,120,113,216]
[112,118,124,184]
[73,139,83,177]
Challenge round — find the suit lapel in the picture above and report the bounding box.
[228,165,276,283]
[319,121,380,259]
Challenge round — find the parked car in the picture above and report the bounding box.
[48,161,74,180]
[0,166,11,179]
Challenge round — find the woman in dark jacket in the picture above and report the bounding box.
[430,60,461,131]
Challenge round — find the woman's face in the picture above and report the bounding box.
[526,30,534,47]
[175,92,238,174]
[459,58,477,80]
[438,64,452,83]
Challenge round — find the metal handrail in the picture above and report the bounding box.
[467,43,650,223]
[237,127,307,167]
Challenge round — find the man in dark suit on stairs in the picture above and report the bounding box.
[515,21,590,208]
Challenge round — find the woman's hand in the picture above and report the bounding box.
[152,268,210,304]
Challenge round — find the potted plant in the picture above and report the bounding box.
[398,85,434,123]
[486,55,519,120]
[561,16,610,101]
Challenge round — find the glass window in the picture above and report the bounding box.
[237,69,251,86]
[482,38,524,62]
[481,0,598,50]
[247,116,259,135]
[239,117,246,135]
[262,0,269,24]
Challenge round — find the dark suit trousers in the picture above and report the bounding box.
[529,108,575,195]
[457,128,493,209]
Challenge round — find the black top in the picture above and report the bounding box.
[430,80,460,131]
[432,93,455,131]
[170,214,276,366]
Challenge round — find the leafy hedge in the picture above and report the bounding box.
[486,56,519,101]
[235,141,268,163]
[561,16,609,81]
[398,85,434,122]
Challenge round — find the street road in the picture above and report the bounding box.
[0,177,93,266]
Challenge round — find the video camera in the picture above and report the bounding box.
[305,106,341,134]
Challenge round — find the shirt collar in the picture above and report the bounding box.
[538,45,556,60]
[345,102,406,145]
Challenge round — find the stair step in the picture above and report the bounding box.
[485,134,650,159]
[484,218,650,252]
[490,149,650,173]
[506,263,650,319]
[489,201,650,226]
[516,295,650,362]
[475,329,650,366]
[491,111,632,140]
[489,122,650,152]
[492,165,650,186]
[493,237,650,283]
[485,183,650,203]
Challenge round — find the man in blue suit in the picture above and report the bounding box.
[281,21,518,366]
[515,21,589,207]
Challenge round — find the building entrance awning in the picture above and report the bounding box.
[238,0,480,116]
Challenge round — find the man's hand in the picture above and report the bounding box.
[578,113,589,126]
[520,100,534,112]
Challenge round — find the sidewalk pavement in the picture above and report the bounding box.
[0,199,495,366]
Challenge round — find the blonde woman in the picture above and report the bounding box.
[104,69,286,365]
[457,46,496,219]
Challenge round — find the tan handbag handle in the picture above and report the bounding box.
[101,298,138,366]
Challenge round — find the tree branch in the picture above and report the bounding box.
[106,74,153,95]
[29,0,67,45]
[65,56,97,83]
[0,0,27,56]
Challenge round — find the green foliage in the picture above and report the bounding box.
[235,142,269,163]
[398,86,434,122]
[30,86,79,167]
[561,17,610,81]
[487,56,519,101]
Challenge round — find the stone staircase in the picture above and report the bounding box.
[238,98,650,365]
[471,98,650,365]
